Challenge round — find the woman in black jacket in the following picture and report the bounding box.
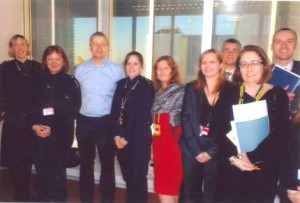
[179,49,232,203]
[32,45,81,202]
[0,34,41,201]
[111,51,155,203]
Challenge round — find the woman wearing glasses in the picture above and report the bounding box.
[217,45,290,203]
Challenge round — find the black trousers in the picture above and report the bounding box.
[181,152,218,203]
[76,114,116,203]
[7,164,34,202]
[116,138,151,203]
[34,136,67,202]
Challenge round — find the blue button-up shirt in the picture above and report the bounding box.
[75,58,124,117]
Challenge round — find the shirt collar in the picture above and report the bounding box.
[275,61,294,71]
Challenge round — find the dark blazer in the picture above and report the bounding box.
[179,81,233,159]
[291,60,300,75]
[111,75,155,142]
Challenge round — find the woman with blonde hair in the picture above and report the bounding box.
[151,55,185,203]
[0,34,41,201]
[179,49,233,203]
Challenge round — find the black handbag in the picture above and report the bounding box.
[65,147,80,168]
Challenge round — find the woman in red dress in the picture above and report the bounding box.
[151,55,185,203]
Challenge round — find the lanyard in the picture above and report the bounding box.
[153,114,160,124]
[120,79,140,109]
[200,90,219,128]
[238,83,264,104]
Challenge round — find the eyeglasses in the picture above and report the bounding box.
[239,61,263,69]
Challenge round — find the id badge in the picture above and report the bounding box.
[43,107,55,116]
[199,125,209,136]
[151,124,161,137]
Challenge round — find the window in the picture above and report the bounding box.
[31,0,300,78]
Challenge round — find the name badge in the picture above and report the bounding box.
[199,125,209,136]
[43,107,55,116]
[151,124,161,137]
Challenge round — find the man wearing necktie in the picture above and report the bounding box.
[272,28,300,203]
[221,38,242,82]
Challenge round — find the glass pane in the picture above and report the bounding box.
[212,1,272,52]
[154,0,204,83]
[112,17,133,64]
[112,0,151,76]
[31,0,98,74]
[275,1,300,60]
[55,0,98,74]
[31,0,52,62]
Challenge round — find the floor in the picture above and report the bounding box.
[0,168,159,203]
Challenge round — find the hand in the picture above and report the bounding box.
[114,135,122,148]
[32,124,51,138]
[284,85,295,102]
[292,111,300,124]
[196,151,211,163]
[287,186,300,203]
[230,153,256,171]
[114,136,128,149]
[118,137,128,149]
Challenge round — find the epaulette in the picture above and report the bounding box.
[71,75,80,88]
[141,75,153,84]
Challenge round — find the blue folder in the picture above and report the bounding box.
[269,66,300,92]
[235,116,269,152]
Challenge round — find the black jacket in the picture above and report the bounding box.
[111,75,155,142]
[33,70,81,149]
[179,81,233,159]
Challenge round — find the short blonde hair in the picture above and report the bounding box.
[8,34,31,58]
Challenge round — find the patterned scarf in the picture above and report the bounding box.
[152,83,185,126]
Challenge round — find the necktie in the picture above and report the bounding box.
[226,72,232,79]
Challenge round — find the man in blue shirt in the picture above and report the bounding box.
[75,31,124,203]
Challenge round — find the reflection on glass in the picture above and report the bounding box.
[74,18,97,65]
[212,1,272,52]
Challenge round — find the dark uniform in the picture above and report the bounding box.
[32,70,81,202]
[0,59,41,201]
[111,75,155,203]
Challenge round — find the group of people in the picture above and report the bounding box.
[0,27,299,203]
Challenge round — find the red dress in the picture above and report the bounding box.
[152,113,183,195]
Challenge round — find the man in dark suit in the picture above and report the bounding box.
[272,28,300,203]
[271,28,300,101]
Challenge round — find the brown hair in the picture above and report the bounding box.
[152,55,181,91]
[233,45,271,85]
[194,49,226,93]
[42,45,70,73]
[124,51,144,67]
[8,34,31,58]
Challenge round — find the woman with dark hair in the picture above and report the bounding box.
[32,45,81,202]
[0,34,41,201]
[151,55,185,203]
[111,51,155,203]
[217,45,290,203]
[179,49,232,203]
